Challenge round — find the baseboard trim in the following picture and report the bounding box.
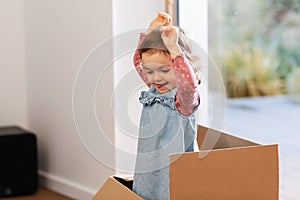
[38,170,96,200]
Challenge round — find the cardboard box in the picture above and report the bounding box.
[93,125,279,200]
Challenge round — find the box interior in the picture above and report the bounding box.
[113,176,133,190]
[197,125,259,151]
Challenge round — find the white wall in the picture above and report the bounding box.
[24,0,114,199]
[0,0,27,128]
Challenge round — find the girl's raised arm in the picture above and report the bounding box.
[172,55,200,116]
[161,26,200,116]
[133,33,150,86]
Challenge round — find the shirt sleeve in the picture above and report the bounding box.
[172,55,200,116]
[133,33,151,87]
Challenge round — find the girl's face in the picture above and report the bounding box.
[141,52,177,94]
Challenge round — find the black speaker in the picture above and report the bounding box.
[0,126,38,197]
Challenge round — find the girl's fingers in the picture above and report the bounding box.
[157,12,172,25]
[158,11,170,19]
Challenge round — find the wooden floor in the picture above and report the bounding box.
[2,187,73,200]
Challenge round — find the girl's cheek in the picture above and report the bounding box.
[146,74,153,81]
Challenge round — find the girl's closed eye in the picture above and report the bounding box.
[161,68,170,73]
[146,70,153,74]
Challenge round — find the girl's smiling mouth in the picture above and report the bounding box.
[153,83,168,89]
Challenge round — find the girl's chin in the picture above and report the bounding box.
[155,85,174,94]
[156,88,170,94]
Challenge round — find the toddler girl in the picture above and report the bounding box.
[132,12,201,200]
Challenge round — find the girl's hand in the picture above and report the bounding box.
[161,26,182,58]
[146,12,172,35]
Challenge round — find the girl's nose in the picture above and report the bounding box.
[153,73,162,82]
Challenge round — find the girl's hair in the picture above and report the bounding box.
[139,27,202,84]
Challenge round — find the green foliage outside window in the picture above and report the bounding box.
[209,0,300,97]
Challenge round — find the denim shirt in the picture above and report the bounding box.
[133,86,198,200]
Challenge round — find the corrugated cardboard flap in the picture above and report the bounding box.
[169,125,279,200]
[92,176,143,200]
